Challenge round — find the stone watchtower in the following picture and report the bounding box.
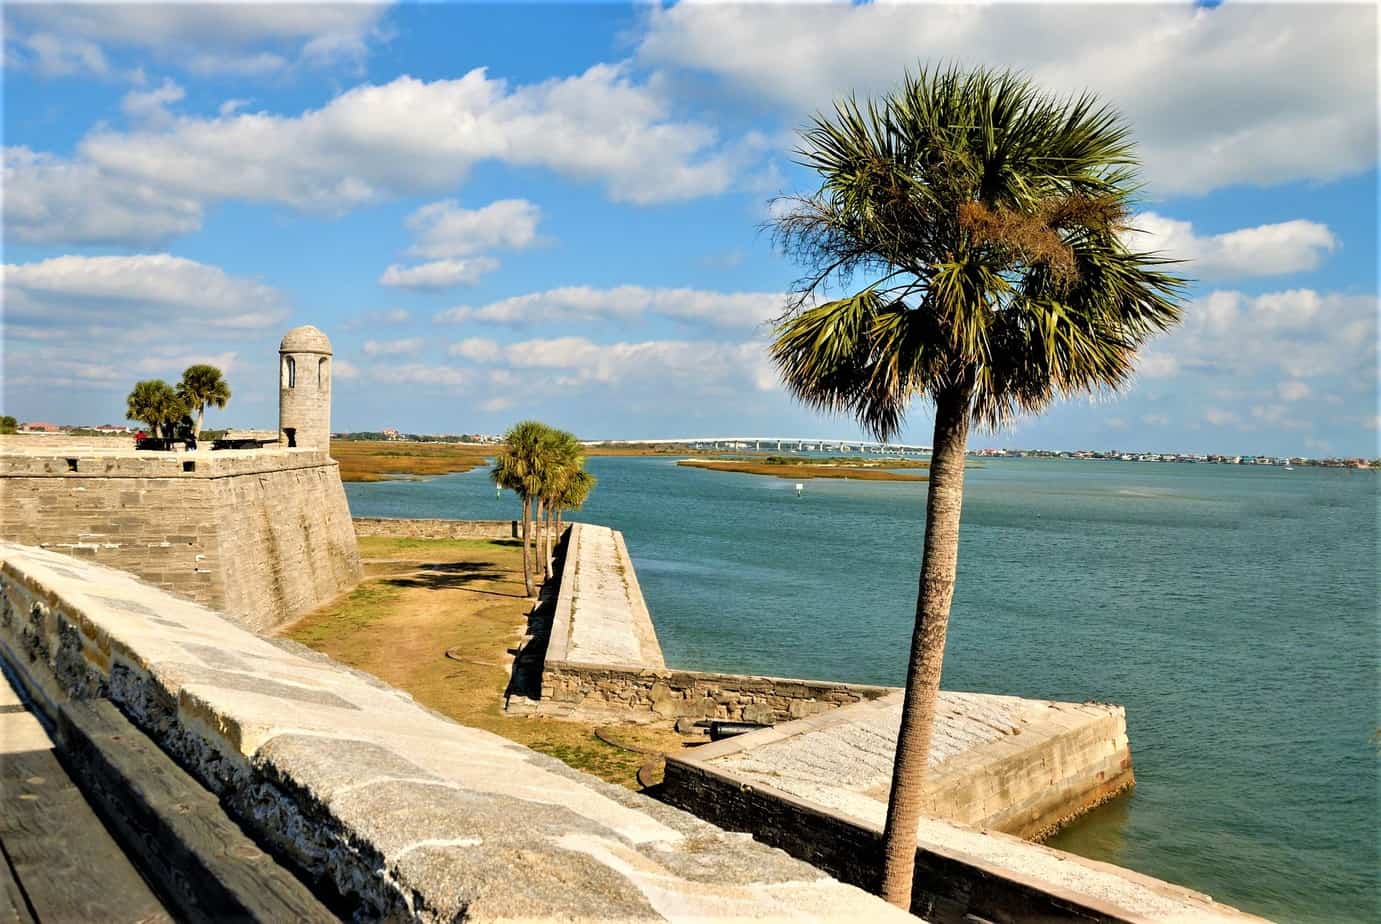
[279,325,333,449]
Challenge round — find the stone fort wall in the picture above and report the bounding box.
[0,446,359,633]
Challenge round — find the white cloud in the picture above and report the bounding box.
[5,253,289,330]
[121,78,185,124]
[378,258,500,290]
[637,2,1377,194]
[404,198,542,260]
[366,363,473,389]
[1128,214,1338,280]
[85,65,726,210]
[1136,354,1180,380]
[498,336,778,394]
[435,285,784,330]
[2,253,291,406]
[1203,407,1240,428]
[5,3,388,77]
[4,146,203,245]
[11,64,738,246]
[1277,381,1311,402]
[362,338,423,357]
[448,338,503,362]
[332,358,360,380]
[1139,288,1377,388]
[16,32,110,78]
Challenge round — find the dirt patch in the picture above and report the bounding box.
[280,535,689,788]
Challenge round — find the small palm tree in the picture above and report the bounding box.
[492,421,550,597]
[125,380,188,440]
[177,365,231,440]
[537,429,585,579]
[769,66,1185,907]
[553,468,596,537]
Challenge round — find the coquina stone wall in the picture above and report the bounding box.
[352,517,523,540]
[0,448,359,633]
[542,664,892,725]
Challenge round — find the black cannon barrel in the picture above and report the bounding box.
[701,720,773,742]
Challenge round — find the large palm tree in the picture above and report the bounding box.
[125,379,188,440]
[177,364,231,440]
[768,66,1185,907]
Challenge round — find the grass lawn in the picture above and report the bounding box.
[280,535,685,788]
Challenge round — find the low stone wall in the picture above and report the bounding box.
[352,517,522,540]
[0,541,910,924]
[543,663,892,724]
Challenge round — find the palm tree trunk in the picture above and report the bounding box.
[520,495,534,597]
[195,407,205,441]
[533,497,544,582]
[543,502,554,579]
[879,388,971,908]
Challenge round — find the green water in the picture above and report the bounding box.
[347,457,1378,922]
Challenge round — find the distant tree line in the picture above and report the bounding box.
[491,421,596,597]
[125,365,231,442]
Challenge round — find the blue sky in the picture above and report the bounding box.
[4,1,1377,456]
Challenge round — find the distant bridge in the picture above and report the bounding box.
[583,437,932,455]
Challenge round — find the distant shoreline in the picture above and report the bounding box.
[676,457,928,482]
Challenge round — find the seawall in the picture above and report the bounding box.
[0,444,360,632]
[0,540,909,923]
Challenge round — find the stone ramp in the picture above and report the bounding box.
[707,690,1133,839]
[0,541,910,923]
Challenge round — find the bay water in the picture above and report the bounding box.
[346,456,1378,923]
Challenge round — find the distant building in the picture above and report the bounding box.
[382,428,402,440]
[19,421,62,433]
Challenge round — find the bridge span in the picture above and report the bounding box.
[583,436,932,454]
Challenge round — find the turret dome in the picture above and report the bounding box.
[279,325,332,355]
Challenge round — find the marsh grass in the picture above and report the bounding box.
[332,440,492,482]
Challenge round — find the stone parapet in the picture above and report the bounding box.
[0,541,912,924]
[0,447,332,478]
